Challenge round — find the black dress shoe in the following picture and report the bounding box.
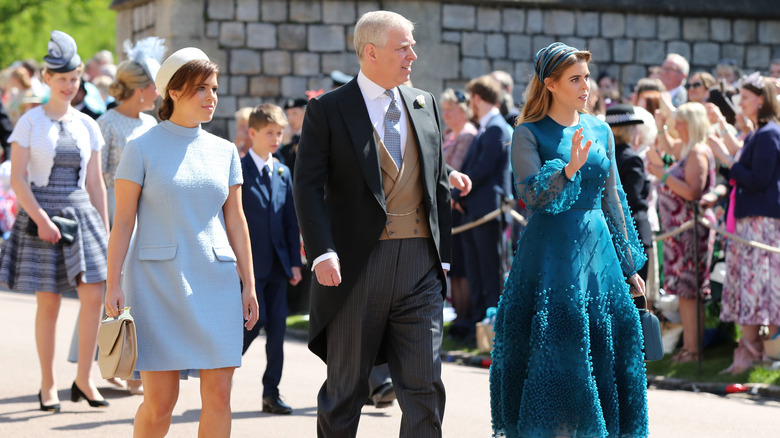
[369,382,396,409]
[71,382,109,408]
[262,395,292,415]
[38,391,61,412]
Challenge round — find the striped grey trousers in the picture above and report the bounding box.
[317,238,446,438]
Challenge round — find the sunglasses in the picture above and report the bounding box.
[684,81,704,90]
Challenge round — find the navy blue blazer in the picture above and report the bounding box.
[455,112,512,218]
[241,154,302,280]
[730,121,780,219]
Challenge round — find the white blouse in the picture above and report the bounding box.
[8,106,104,189]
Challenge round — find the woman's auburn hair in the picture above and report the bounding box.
[742,77,780,128]
[518,51,592,126]
[158,59,219,121]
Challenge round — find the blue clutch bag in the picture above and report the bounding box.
[634,295,664,362]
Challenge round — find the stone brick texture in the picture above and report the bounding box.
[181,0,780,138]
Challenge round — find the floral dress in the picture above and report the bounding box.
[656,150,716,300]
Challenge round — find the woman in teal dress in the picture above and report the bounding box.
[490,42,649,437]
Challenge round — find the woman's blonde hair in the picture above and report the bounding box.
[440,88,472,119]
[674,102,710,157]
[42,63,85,77]
[611,125,634,145]
[109,59,153,102]
[519,50,591,125]
[10,66,32,89]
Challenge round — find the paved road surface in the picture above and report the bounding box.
[1,289,778,437]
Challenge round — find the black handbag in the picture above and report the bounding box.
[26,215,78,244]
[634,295,664,362]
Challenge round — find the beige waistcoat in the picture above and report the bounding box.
[376,123,431,241]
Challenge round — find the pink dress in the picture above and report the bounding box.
[442,123,477,171]
[657,150,716,299]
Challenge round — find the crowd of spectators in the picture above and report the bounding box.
[1,36,779,377]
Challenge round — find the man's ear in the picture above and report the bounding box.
[365,43,377,64]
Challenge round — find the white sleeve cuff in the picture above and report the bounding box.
[441,262,451,271]
[311,252,339,271]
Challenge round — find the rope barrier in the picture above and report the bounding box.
[451,203,528,235]
[452,203,780,254]
[451,209,502,235]
[507,208,528,227]
[652,220,695,241]
[697,216,780,255]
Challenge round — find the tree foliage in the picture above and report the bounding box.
[0,0,115,70]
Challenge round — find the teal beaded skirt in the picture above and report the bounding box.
[490,208,649,438]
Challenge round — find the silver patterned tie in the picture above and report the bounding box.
[383,89,402,169]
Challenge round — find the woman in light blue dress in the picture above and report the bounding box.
[490,42,649,437]
[104,48,258,437]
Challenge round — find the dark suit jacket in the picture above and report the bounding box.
[274,133,299,179]
[730,121,780,219]
[615,143,653,248]
[454,112,512,218]
[241,155,302,281]
[293,78,452,362]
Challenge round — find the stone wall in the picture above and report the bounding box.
[111,0,780,138]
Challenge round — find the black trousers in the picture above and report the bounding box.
[242,278,288,398]
[461,218,502,328]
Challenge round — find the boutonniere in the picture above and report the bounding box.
[415,94,426,108]
[277,167,284,176]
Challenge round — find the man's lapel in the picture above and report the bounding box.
[270,161,285,212]
[399,85,437,198]
[338,79,384,209]
[242,154,261,188]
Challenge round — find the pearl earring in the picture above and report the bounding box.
[140,96,145,103]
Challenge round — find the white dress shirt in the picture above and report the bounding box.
[357,70,409,158]
[477,107,501,133]
[247,148,273,180]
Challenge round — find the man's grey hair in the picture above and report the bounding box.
[353,11,414,61]
[666,53,690,77]
[91,49,114,66]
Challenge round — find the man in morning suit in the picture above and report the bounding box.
[294,11,451,438]
[241,103,303,415]
[450,75,512,339]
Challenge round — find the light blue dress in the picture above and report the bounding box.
[490,114,649,437]
[115,120,244,378]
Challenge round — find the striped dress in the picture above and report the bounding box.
[0,121,107,293]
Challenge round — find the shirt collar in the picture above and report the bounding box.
[248,148,273,174]
[478,107,501,130]
[669,85,683,99]
[357,70,398,102]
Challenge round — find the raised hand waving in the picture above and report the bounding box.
[564,127,592,179]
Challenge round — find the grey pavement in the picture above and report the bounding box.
[2,288,779,437]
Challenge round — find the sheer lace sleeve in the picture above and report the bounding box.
[512,124,581,214]
[601,131,647,278]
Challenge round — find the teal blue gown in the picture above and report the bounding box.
[490,114,649,437]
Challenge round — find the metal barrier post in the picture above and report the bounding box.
[693,204,702,375]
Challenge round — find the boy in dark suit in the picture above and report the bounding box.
[241,103,303,415]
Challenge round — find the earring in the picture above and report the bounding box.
[140,96,145,103]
